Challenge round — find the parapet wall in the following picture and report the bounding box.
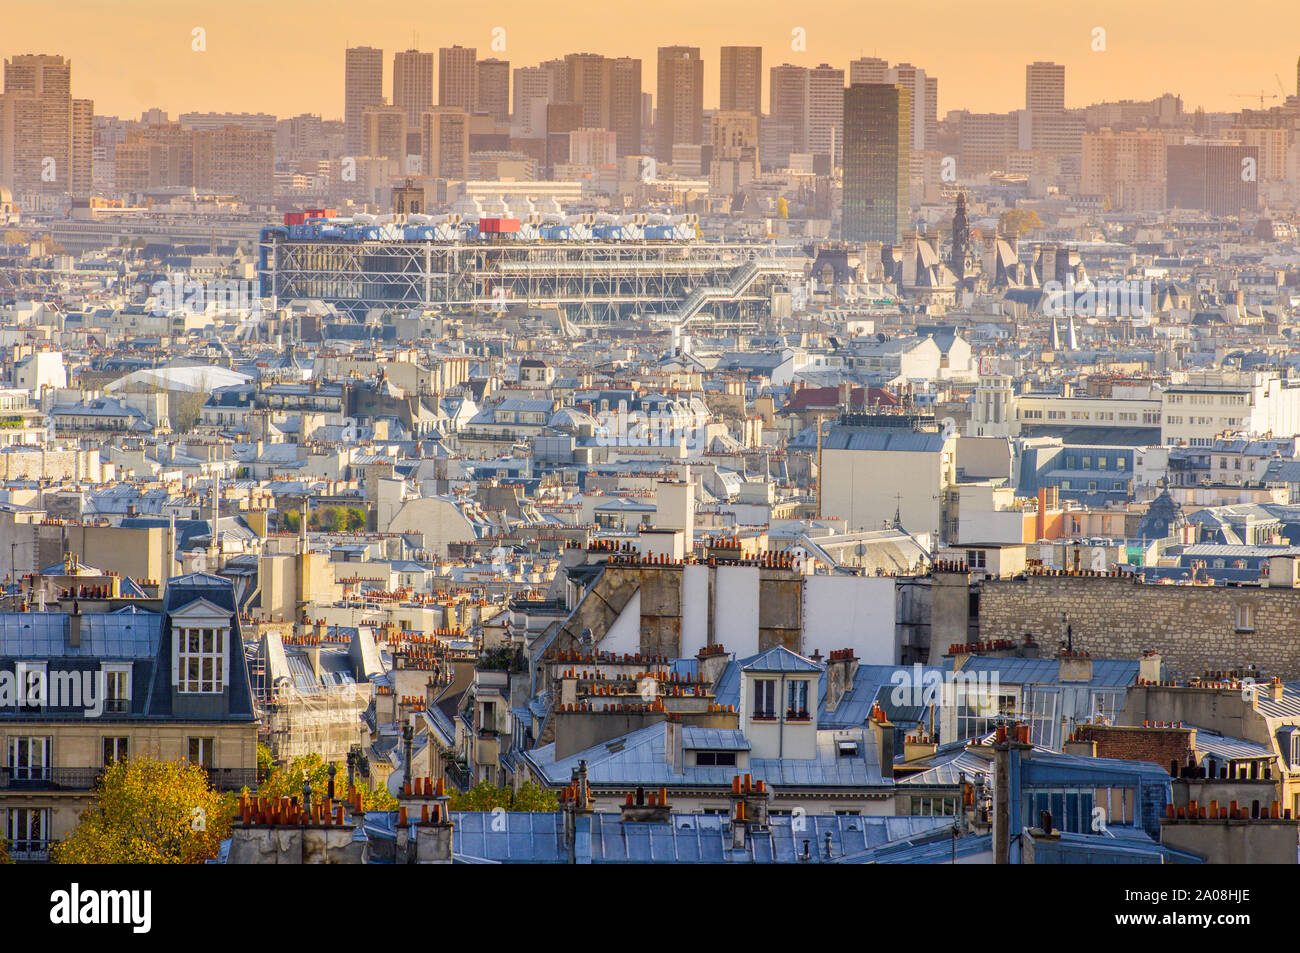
[979,575,1300,679]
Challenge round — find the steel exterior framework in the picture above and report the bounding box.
[260,236,800,323]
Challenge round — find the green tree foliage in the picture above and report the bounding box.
[52,759,232,864]
[281,506,365,534]
[256,743,275,785]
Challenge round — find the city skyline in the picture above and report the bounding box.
[5,0,1300,119]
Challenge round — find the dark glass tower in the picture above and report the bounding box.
[842,83,911,244]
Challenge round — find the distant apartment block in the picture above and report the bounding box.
[1166,141,1259,216]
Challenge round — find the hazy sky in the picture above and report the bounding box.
[6,0,1300,119]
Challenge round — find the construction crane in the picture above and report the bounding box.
[1232,91,1279,109]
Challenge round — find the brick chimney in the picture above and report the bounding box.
[1058,650,1093,683]
[1139,650,1162,684]
[992,722,1034,864]
[620,785,673,823]
[869,700,894,772]
[696,643,730,690]
[825,648,859,713]
[729,773,769,849]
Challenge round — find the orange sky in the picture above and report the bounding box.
[5,0,1300,119]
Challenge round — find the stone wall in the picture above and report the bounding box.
[979,575,1300,679]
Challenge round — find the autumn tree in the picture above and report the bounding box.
[448,781,557,812]
[998,208,1043,238]
[52,759,232,864]
[256,743,275,785]
[259,753,397,810]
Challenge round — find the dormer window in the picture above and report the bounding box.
[752,679,776,719]
[177,626,227,693]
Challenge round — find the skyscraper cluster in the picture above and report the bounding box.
[0,54,93,195]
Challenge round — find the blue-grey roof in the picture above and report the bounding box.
[525,721,889,789]
[681,726,750,750]
[446,811,953,863]
[1194,731,1276,761]
[0,609,161,658]
[941,656,1140,688]
[741,645,825,674]
[793,428,948,453]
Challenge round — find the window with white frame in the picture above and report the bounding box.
[910,796,957,816]
[8,736,50,781]
[752,678,776,719]
[15,661,46,708]
[7,807,50,856]
[787,680,810,718]
[176,627,227,693]
[187,737,215,769]
[1235,603,1256,633]
[102,662,131,713]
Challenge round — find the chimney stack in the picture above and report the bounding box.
[825,648,859,713]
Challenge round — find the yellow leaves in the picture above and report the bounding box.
[447,781,557,812]
[51,758,232,864]
[260,753,399,811]
[998,208,1044,238]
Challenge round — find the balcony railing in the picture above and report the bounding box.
[0,767,104,791]
[0,766,257,791]
[204,767,258,791]
[9,847,50,862]
[444,761,470,791]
